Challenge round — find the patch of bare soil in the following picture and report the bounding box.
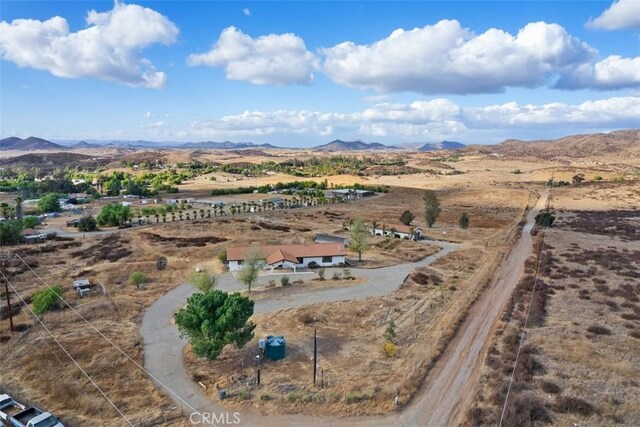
[140,231,228,247]
[70,233,133,263]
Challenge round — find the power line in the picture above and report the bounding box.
[0,270,133,426]
[498,230,546,427]
[13,253,201,415]
[11,290,109,422]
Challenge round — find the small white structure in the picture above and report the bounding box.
[370,222,422,240]
[226,243,347,273]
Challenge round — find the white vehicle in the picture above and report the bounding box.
[0,394,63,427]
[72,279,93,297]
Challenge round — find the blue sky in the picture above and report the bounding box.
[1,0,639,146]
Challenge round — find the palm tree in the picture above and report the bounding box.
[186,212,191,220]
[192,210,197,220]
[162,213,167,223]
[137,212,143,225]
[213,205,218,217]
[179,212,184,221]
[199,209,205,219]
[14,197,23,221]
[171,212,176,222]
[155,214,159,224]
[242,202,247,213]
[207,209,211,219]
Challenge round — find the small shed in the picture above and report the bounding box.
[264,335,286,361]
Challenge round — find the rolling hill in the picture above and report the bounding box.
[418,140,465,151]
[313,139,397,151]
[0,136,66,150]
[466,129,640,159]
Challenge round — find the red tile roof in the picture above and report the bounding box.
[227,243,346,262]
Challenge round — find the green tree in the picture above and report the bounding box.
[399,210,415,226]
[384,318,396,344]
[174,290,255,360]
[22,216,38,229]
[32,286,63,315]
[535,212,555,227]
[423,190,441,228]
[349,218,370,261]
[459,212,469,229]
[129,271,148,286]
[237,249,265,293]
[38,193,61,213]
[96,204,131,226]
[78,216,98,232]
[189,270,216,293]
[0,203,10,220]
[0,220,23,245]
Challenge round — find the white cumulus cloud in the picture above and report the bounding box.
[179,96,639,141]
[0,1,178,88]
[586,0,640,31]
[321,20,595,94]
[557,55,640,90]
[187,26,317,85]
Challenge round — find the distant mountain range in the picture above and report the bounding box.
[0,136,66,150]
[312,139,398,151]
[1,136,466,151]
[417,140,465,151]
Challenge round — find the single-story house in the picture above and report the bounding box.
[313,233,349,246]
[66,218,81,227]
[371,222,422,240]
[226,243,347,272]
[331,189,375,199]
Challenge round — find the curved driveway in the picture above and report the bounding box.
[142,193,545,427]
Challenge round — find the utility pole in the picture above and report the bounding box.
[313,329,317,386]
[2,256,14,332]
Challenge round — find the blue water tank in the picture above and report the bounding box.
[264,335,286,360]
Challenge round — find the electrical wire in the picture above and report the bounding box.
[13,253,201,415]
[0,270,133,426]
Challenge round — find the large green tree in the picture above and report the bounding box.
[174,290,255,360]
[96,204,131,227]
[0,220,23,245]
[349,218,370,261]
[423,190,441,228]
[37,193,61,213]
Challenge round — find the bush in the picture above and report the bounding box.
[77,216,98,232]
[459,212,469,229]
[237,390,250,400]
[540,380,561,394]
[345,389,376,404]
[259,392,271,401]
[217,249,227,264]
[281,275,290,287]
[38,193,61,213]
[318,268,325,280]
[586,324,611,335]
[129,271,148,286]
[189,270,215,292]
[332,271,341,280]
[22,216,39,229]
[97,204,131,227]
[32,286,63,314]
[555,396,596,416]
[382,341,397,358]
[342,268,352,279]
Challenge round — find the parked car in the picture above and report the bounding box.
[72,279,94,297]
[0,394,63,427]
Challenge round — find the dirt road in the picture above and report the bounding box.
[141,193,546,426]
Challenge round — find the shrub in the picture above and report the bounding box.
[32,286,63,315]
[555,396,596,416]
[287,391,312,403]
[382,341,397,358]
[332,271,341,280]
[129,271,148,286]
[22,216,39,229]
[587,324,611,335]
[189,270,215,292]
[459,212,469,229]
[318,268,326,280]
[217,249,227,264]
[77,216,98,232]
[345,389,376,404]
[259,392,271,402]
[281,275,290,287]
[237,390,250,400]
[540,380,561,394]
[384,318,396,343]
[342,268,352,279]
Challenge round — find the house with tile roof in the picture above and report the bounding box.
[226,243,347,272]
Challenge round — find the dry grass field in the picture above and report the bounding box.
[1,141,639,425]
[465,181,640,426]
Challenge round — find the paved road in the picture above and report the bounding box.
[141,192,545,427]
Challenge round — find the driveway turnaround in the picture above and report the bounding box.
[142,194,545,427]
